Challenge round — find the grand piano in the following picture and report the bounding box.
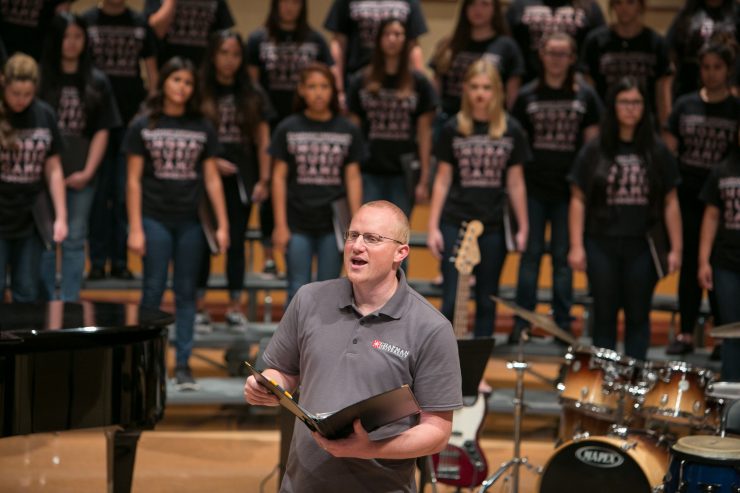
[0,301,172,492]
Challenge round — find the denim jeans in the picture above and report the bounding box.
[40,180,97,301]
[286,231,341,304]
[89,128,128,271]
[0,232,43,301]
[714,267,740,381]
[585,236,658,360]
[515,195,572,332]
[141,217,206,368]
[362,173,412,219]
[440,221,507,338]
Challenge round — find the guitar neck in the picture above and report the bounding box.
[452,273,470,339]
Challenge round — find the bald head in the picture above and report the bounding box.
[356,201,410,244]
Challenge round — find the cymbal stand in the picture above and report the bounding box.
[478,329,542,493]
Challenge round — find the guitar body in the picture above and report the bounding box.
[432,393,489,488]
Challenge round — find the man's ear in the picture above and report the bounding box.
[394,244,410,263]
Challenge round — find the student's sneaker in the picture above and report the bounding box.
[194,310,213,334]
[666,337,694,355]
[261,259,278,279]
[174,366,199,391]
[225,311,248,333]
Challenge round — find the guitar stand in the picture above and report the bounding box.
[478,329,542,493]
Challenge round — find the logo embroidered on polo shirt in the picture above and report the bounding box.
[372,339,410,360]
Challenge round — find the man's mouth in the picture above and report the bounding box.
[351,258,368,267]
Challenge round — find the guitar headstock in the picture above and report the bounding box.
[453,220,484,275]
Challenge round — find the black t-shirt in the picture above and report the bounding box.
[83,7,158,124]
[667,92,740,195]
[324,0,428,76]
[347,71,437,175]
[269,113,363,233]
[569,139,680,237]
[122,114,220,223]
[144,0,234,67]
[506,0,605,82]
[429,35,526,115]
[581,26,671,114]
[435,116,532,229]
[0,0,68,60]
[0,35,7,68]
[700,157,740,271]
[245,27,334,124]
[0,99,62,239]
[666,5,740,98]
[512,80,602,201]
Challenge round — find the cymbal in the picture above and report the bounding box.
[491,295,577,346]
[710,321,740,339]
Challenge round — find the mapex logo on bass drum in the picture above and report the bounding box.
[575,446,625,468]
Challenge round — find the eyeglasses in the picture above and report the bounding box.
[616,99,644,108]
[344,230,403,246]
[543,50,572,58]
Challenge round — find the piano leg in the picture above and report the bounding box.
[105,428,142,493]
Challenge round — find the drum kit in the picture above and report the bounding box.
[479,297,740,493]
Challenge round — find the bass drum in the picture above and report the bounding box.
[539,433,669,493]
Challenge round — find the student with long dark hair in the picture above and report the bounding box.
[270,63,363,303]
[0,53,67,301]
[511,32,602,343]
[581,0,673,125]
[124,57,228,390]
[698,146,740,381]
[428,59,530,338]
[430,0,524,115]
[38,13,121,301]
[663,38,740,354]
[347,18,437,217]
[568,76,682,360]
[666,0,740,98]
[196,30,274,330]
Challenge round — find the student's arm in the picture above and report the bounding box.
[244,369,301,406]
[144,57,159,96]
[656,75,673,128]
[409,41,424,72]
[271,159,290,253]
[66,129,108,190]
[314,410,452,459]
[148,0,177,39]
[568,185,587,271]
[664,188,682,274]
[330,34,347,105]
[126,154,146,256]
[426,162,453,259]
[506,164,528,251]
[698,204,720,290]
[252,122,271,203]
[45,155,67,243]
[247,66,260,84]
[344,162,362,214]
[415,112,434,203]
[583,124,599,143]
[203,157,230,253]
[505,76,522,111]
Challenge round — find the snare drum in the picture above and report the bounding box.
[664,435,740,493]
[636,361,714,426]
[539,432,670,493]
[559,346,638,419]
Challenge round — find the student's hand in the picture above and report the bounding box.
[215,158,238,176]
[251,180,269,203]
[426,227,444,260]
[243,376,279,406]
[414,182,428,204]
[515,227,528,253]
[272,225,291,253]
[52,218,67,243]
[65,170,92,190]
[313,419,374,459]
[128,228,146,256]
[667,250,681,275]
[216,226,229,254]
[568,245,587,272]
[698,262,713,290]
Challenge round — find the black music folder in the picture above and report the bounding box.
[245,361,421,439]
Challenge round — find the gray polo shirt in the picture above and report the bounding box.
[262,269,463,493]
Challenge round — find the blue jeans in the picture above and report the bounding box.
[286,231,341,304]
[89,128,128,271]
[141,217,206,368]
[362,173,412,218]
[585,236,657,360]
[40,181,97,301]
[515,196,572,331]
[0,232,43,301]
[440,221,507,338]
[714,267,740,381]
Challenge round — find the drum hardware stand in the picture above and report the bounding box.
[478,328,542,493]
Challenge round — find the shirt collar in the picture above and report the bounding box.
[337,269,409,320]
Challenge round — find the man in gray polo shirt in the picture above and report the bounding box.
[244,200,462,492]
